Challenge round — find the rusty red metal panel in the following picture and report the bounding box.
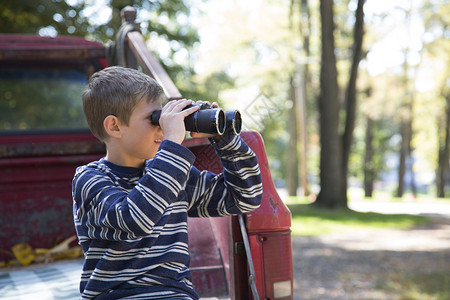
[0,34,106,61]
[187,144,224,174]
[240,131,292,233]
[184,140,230,295]
[0,133,105,158]
[188,218,229,297]
[208,217,232,284]
[0,132,104,261]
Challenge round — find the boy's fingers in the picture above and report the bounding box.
[162,99,185,109]
[161,100,176,113]
[182,105,199,116]
[165,99,194,113]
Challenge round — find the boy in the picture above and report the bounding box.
[72,66,262,299]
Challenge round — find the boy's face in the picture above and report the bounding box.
[119,98,163,165]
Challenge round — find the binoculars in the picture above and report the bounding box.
[149,103,242,135]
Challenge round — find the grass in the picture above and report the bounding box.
[286,201,429,236]
[286,189,450,204]
[352,190,450,203]
[376,270,450,300]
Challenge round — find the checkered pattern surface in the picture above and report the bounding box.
[0,260,83,300]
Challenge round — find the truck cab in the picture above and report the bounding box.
[0,9,293,299]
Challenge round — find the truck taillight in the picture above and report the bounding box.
[273,280,292,298]
[249,230,293,299]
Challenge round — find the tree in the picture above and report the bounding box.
[363,116,375,197]
[315,0,365,209]
[287,1,300,197]
[437,91,450,197]
[396,48,415,198]
[341,0,366,201]
[287,0,311,197]
[0,0,88,36]
[298,0,312,197]
[315,0,345,208]
[422,0,450,197]
[393,2,420,198]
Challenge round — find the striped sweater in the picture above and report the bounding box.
[72,135,262,299]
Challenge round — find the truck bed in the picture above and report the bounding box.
[0,259,230,300]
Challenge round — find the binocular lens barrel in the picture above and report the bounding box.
[225,110,242,135]
[185,107,226,135]
[149,103,242,135]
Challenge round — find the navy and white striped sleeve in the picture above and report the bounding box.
[186,135,262,217]
[72,140,196,241]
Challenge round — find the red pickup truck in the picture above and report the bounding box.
[0,8,293,299]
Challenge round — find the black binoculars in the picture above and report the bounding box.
[149,103,242,135]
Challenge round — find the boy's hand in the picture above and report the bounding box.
[160,99,199,144]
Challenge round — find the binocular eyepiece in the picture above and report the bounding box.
[149,102,242,135]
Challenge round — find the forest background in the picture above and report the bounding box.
[1,0,449,209]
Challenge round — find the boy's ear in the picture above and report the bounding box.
[103,115,121,138]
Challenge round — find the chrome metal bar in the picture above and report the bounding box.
[238,214,259,300]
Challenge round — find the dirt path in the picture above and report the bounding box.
[292,217,450,299]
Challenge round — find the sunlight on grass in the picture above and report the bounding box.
[287,203,428,236]
[376,271,450,300]
[284,189,450,204]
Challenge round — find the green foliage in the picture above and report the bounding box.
[0,0,89,36]
[260,108,291,184]
[180,70,235,102]
[0,0,198,43]
[287,203,428,236]
[0,0,202,100]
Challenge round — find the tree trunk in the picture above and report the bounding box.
[315,0,345,208]
[363,116,374,197]
[396,7,417,198]
[437,93,450,197]
[341,0,365,200]
[287,76,298,196]
[397,120,409,197]
[396,51,414,198]
[408,141,417,196]
[299,0,311,196]
[294,64,309,196]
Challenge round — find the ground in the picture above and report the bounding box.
[292,203,450,300]
[1,201,449,299]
